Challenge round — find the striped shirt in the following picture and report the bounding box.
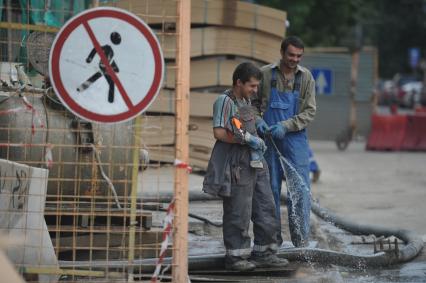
[212,89,250,130]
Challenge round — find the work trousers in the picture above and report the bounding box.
[223,155,279,263]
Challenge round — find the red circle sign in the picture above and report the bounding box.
[49,7,164,123]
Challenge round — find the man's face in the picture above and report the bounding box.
[281,44,304,70]
[237,77,260,99]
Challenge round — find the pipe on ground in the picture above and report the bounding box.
[141,193,423,270]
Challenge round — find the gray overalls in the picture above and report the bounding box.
[203,92,279,264]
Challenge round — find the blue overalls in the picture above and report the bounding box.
[309,146,320,173]
[263,68,311,247]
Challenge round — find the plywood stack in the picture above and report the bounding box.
[106,0,287,170]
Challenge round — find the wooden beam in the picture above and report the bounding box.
[173,0,191,282]
[101,0,287,38]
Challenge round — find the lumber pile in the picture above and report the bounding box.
[104,0,287,170]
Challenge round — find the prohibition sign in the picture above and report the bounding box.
[49,7,164,123]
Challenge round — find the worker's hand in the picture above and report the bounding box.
[270,122,287,139]
[256,118,270,136]
[244,132,266,152]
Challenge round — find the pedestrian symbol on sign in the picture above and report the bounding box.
[77,32,122,103]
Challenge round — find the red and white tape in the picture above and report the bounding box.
[0,106,25,115]
[151,199,175,283]
[21,95,44,134]
[44,144,53,169]
[174,159,192,173]
[0,96,45,135]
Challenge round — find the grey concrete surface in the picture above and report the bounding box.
[140,140,426,241]
[138,140,426,282]
[310,140,426,240]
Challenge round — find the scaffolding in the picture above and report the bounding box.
[0,0,190,282]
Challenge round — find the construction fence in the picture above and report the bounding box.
[0,0,290,282]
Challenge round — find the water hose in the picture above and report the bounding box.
[267,135,423,267]
[123,136,424,271]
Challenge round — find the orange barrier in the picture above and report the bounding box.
[414,107,426,114]
[366,114,407,151]
[367,113,426,151]
[401,114,426,150]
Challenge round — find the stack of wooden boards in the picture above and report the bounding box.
[105,0,287,170]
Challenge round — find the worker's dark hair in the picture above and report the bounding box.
[281,36,305,52]
[232,62,262,86]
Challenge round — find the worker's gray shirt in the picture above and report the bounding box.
[252,60,316,132]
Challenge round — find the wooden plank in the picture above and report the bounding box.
[148,145,210,171]
[139,115,175,145]
[101,0,287,38]
[50,228,164,248]
[161,27,281,63]
[164,57,259,89]
[147,90,219,117]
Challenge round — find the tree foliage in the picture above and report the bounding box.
[256,0,426,78]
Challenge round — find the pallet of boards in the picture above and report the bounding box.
[148,90,219,117]
[139,116,214,147]
[101,0,287,38]
[160,26,281,63]
[147,145,211,171]
[163,57,260,89]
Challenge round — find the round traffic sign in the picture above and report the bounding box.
[49,7,164,123]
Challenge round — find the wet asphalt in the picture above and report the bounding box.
[139,140,426,282]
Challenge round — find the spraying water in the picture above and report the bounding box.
[267,135,311,249]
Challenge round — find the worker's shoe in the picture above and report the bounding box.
[250,254,289,268]
[225,259,256,271]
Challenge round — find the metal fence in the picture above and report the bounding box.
[0,0,190,282]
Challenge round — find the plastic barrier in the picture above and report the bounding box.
[366,114,407,151]
[414,106,426,114]
[401,114,426,150]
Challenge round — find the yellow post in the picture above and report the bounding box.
[173,0,191,282]
[128,116,141,281]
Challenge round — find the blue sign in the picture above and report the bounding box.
[311,68,333,95]
[409,47,420,68]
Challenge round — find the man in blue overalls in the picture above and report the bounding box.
[252,36,316,247]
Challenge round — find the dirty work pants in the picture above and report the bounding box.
[223,158,279,263]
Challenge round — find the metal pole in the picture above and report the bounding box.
[6,0,12,63]
[173,0,191,282]
[349,50,360,137]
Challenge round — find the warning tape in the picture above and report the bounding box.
[150,199,175,283]
[0,95,45,135]
[174,159,192,173]
[0,106,25,115]
[44,144,53,169]
[20,95,45,134]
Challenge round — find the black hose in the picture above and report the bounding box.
[307,198,423,267]
[138,203,222,227]
[60,198,423,272]
[117,194,423,271]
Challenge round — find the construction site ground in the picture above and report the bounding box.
[139,140,426,282]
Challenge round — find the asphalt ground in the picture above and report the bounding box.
[139,140,426,282]
[310,140,426,240]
